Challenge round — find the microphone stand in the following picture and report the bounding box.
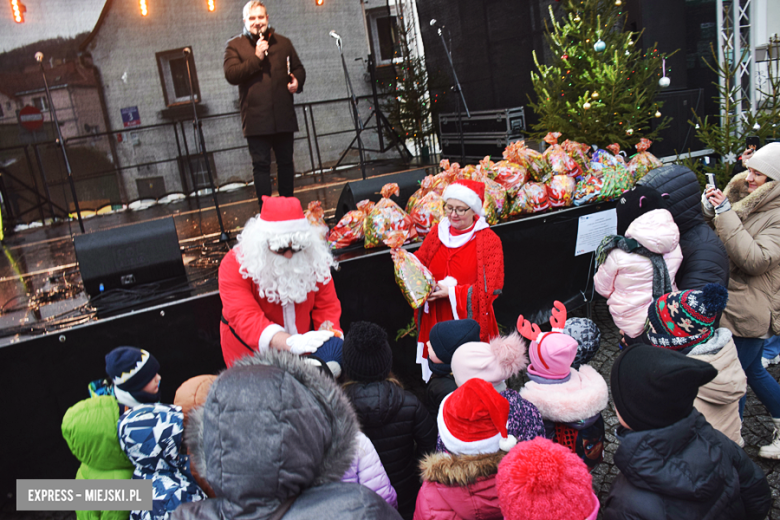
[435,26,470,164]
[35,52,85,233]
[333,35,367,179]
[183,48,229,244]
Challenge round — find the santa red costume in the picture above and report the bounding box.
[415,179,504,381]
[219,196,342,367]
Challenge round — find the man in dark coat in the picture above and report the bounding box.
[638,164,729,291]
[172,349,401,520]
[224,1,306,205]
[604,345,771,520]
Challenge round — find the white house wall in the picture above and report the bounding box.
[83,0,400,201]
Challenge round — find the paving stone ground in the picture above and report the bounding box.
[581,298,780,518]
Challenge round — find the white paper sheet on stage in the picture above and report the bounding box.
[575,209,617,256]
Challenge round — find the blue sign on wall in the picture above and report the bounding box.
[121,106,141,128]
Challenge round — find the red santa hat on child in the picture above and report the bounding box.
[442,179,485,217]
[255,195,312,234]
[438,378,517,455]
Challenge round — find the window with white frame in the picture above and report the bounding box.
[32,96,49,111]
[156,48,200,107]
[367,7,402,66]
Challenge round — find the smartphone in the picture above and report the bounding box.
[747,135,760,151]
[705,173,717,190]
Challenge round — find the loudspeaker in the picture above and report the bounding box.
[335,168,431,222]
[75,217,186,297]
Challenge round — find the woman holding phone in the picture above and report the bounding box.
[703,142,780,458]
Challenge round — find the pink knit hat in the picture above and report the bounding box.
[497,437,599,520]
[451,333,528,388]
[518,301,578,380]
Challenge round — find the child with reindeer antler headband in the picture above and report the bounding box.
[517,301,610,471]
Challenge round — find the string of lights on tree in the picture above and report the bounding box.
[528,0,676,149]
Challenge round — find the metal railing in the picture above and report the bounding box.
[0,93,409,228]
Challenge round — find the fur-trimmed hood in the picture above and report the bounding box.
[519,365,609,423]
[184,349,359,519]
[725,172,780,221]
[419,451,505,487]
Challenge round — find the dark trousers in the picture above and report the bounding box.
[246,132,295,205]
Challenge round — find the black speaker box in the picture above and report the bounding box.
[75,217,186,297]
[334,168,431,222]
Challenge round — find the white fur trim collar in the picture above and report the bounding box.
[519,365,609,423]
[438,217,490,248]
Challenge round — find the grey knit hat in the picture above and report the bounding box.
[747,142,780,181]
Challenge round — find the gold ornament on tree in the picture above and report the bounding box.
[583,101,592,110]
[591,91,599,99]
[655,110,662,118]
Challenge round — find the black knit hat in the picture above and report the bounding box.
[342,321,393,382]
[616,185,669,236]
[430,319,481,364]
[610,345,717,431]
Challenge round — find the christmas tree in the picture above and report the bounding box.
[685,32,780,188]
[379,7,438,157]
[528,0,673,150]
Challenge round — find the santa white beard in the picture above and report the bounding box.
[235,216,337,306]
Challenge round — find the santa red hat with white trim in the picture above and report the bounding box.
[442,179,485,217]
[438,377,517,455]
[254,195,312,234]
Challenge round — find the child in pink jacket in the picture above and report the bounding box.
[594,185,683,340]
[414,378,517,520]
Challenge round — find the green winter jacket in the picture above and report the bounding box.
[61,395,133,520]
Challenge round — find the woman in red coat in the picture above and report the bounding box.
[415,179,504,381]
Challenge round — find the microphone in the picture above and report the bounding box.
[34,51,44,63]
[329,30,342,40]
[183,47,191,56]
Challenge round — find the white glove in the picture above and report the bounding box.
[286,330,334,355]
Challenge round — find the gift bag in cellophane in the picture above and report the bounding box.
[508,182,550,216]
[484,177,508,220]
[562,139,591,173]
[504,140,550,182]
[573,175,604,206]
[385,231,435,310]
[597,163,634,202]
[589,148,621,177]
[543,132,583,178]
[409,189,445,237]
[406,175,435,214]
[363,183,417,249]
[547,175,576,208]
[492,160,528,198]
[328,199,375,249]
[430,159,459,196]
[456,164,479,181]
[482,189,501,225]
[305,200,330,241]
[477,156,497,180]
[628,138,663,182]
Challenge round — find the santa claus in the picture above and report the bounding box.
[219,196,342,368]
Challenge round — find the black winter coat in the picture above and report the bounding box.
[223,28,306,137]
[639,165,729,290]
[423,373,457,419]
[343,381,437,520]
[603,411,771,520]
